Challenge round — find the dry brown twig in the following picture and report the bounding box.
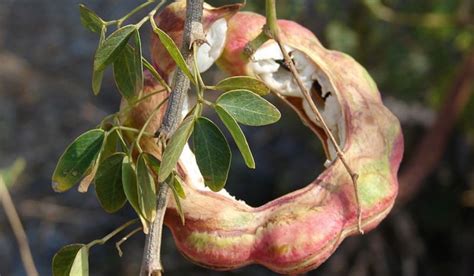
[0,176,39,276]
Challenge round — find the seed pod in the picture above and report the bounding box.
[128,11,404,275]
[151,1,242,80]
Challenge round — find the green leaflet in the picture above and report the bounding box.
[192,117,231,191]
[52,129,105,192]
[216,89,281,126]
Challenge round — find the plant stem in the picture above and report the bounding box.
[86,219,138,248]
[140,183,171,276]
[265,0,279,35]
[158,0,204,138]
[264,0,363,234]
[0,176,39,276]
[110,126,154,137]
[118,0,156,28]
[105,87,168,127]
[116,226,142,257]
[134,96,169,153]
[143,58,171,91]
[140,0,204,275]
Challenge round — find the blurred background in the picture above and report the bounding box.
[0,0,473,275]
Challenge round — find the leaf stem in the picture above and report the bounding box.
[265,0,279,35]
[116,226,143,257]
[133,96,169,153]
[143,58,171,91]
[109,87,168,125]
[192,45,206,99]
[100,87,167,131]
[118,0,156,28]
[86,219,139,248]
[110,126,154,137]
[264,0,363,234]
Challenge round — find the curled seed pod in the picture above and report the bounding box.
[127,10,404,275]
[151,1,242,80]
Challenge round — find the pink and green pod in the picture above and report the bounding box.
[135,8,404,275]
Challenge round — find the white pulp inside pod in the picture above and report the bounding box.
[177,18,240,199]
[178,18,228,120]
[195,18,228,72]
[181,144,241,201]
[250,42,346,165]
[171,18,227,83]
[178,35,346,199]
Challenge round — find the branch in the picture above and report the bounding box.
[86,219,138,248]
[140,182,170,276]
[158,0,204,138]
[0,176,39,276]
[397,49,474,204]
[140,0,204,275]
[264,0,363,234]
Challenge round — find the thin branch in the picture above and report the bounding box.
[133,96,169,153]
[140,0,204,275]
[0,176,39,276]
[116,226,142,257]
[117,0,156,28]
[158,0,204,138]
[140,183,171,276]
[264,0,363,233]
[86,219,139,248]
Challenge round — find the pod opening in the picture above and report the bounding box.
[196,18,228,72]
[249,42,346,163]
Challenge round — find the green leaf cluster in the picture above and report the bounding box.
[158,85,280,192]
[53,3,285,274]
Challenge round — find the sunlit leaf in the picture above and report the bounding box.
[192,117,231,191]
[79,4,104,33]
[92,26,107,95]
[215,105,255,169]
[100,129,119,162]
[158,116,195,182]
[143,153,161,173]
[151,26,194,82]
[95,153,127,213]
[170,174,186,199]
[214,76,270,96]
[216,89,281,126]
[93,25,136,73]
[133,30,144,95]
[136,153,157,221]
[52,244,88,276]
[170,175,185,225]
[122,156,141,215]
[52,129,105,192]
[113,30,143,102]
